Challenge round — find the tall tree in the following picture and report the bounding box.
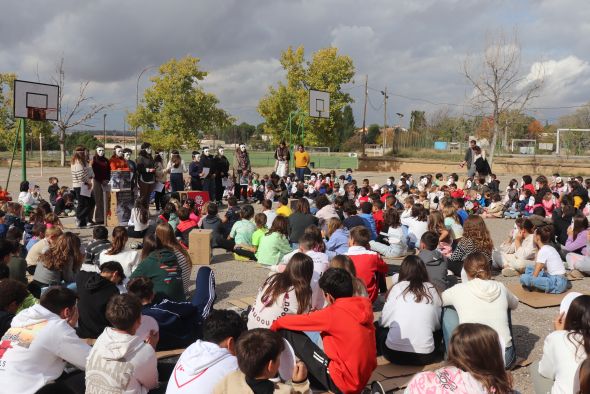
[335,104,356,147]
[409,110,426,131]
[128,56,231,152]
[258,46,355,148]
[51,58,112,166]
[464,30,543,165]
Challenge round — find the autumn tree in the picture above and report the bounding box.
[464,30,543,164]
[128,56,231,152]
[258,46,355,148]
[527,119,544,138]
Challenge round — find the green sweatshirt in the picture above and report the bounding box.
[131,249,185,302]
[255,232,293,266]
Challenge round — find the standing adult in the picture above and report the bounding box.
[188,151,202,191]
[123,148,137,191]
[136,142,156,205]
[294,144,310,181]
[166,149,187,192]
[215,146,230,206]
[110,145,132,223]
[460,139,477,178]
[200,147,216,202]
[71,145,93,228]
[154,151,166,211]
[85,148,96,226]
[274,140,290,177]
[234,143,251,201]
[91,145,110,225]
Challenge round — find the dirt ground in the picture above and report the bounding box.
[1,165,580,394]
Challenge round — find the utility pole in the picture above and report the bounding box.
[103,113,107,146]
[381,87,389,153]
[361,75,368,156]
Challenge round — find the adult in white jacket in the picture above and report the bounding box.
[0,287,91,394]
[530,293,589,394]
[442,252,519,369]
[85,294,158,394]
[167,310,247,394]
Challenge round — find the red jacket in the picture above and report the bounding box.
[346,246,387,302]
[372,210,384,234]
[271,297,377,394]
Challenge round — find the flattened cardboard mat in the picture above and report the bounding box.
[507,282,580,308]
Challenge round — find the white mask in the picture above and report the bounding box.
[447,180,452,186]
[386,179,392,186]
[195,154,201,162]
[466,180,472,188]
[310,176,316,181]
[203,148,210,156]
[145,147,152,154]
[240,145,246,152]
[535,182,540,190]
[115,148,123,157]
[420,178,428,185]
[326,176,330,182]
[124,152,131,160]
[96,148,105,157]
[218,148,224,155]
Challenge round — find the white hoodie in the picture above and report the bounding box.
[85,327,157,394]
[442,278,519,347]
[0,304,91,394]
[166,340,238,394]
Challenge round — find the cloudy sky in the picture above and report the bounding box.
[2,0,590,132]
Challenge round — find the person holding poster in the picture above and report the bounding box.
[274,140,290,177]
[215,147,230,206]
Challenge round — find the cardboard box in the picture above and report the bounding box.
[188,229,212,265]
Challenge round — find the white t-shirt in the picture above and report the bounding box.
[380,281,441,354]
[99,249,141,277]
[538,244,566,275]
[538,330,587,394]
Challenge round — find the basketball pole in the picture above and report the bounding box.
[5,120,20,191]
[21,118,27,182]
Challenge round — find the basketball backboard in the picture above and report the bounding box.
[13,80,59,121]
[309,89,330,118]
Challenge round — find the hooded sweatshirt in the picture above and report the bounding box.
[271,296,377,394]
[442,278,519,347]
[324,227,350,259]
[75,271,120,339]
[130,249,184,302]
[346,246,388,302]
[166,340,238,394]
[0,304,91,394]
[417,249,450,291]
[85,327,157,394]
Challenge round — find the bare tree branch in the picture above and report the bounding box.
[49,58,113,166]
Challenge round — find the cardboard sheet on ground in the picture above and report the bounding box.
[507,282,579,308]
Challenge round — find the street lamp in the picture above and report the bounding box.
[103,113,107,146]
[135,65,158,158]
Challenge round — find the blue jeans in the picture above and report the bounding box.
[442,306,516,369]
[295,167,305,181]
[519,266,569,294]
[170,173,184,192]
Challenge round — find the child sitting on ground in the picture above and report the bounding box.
[167,310,247,394]
[47,177,60,206]
[83,225,112,268]
[53,186,75,217]
[481,193,504,218]
[370,208,407,258]
[270,268,376,393]
[175,207,199,248]
[128,199,150,238]
[85,294,158,393]
[234,212,267,261]
[520,225,569,294]
[214,328,310,393]
[275,195,292,217]
[418,231,454,292]
[346,226,388,303]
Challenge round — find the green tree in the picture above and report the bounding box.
[409,110,426,131]
[128,56,231,152]
[334,104,355,149]
[65,132,100,152]
[366,124,380,144]
[258,46,355,148]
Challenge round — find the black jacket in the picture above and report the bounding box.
[136,153,155,183]
[216,155,230,177]
[75,271,119,339]
[200,154,215,179]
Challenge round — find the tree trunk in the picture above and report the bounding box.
[489,119,499,167]
[59,127,66,167]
